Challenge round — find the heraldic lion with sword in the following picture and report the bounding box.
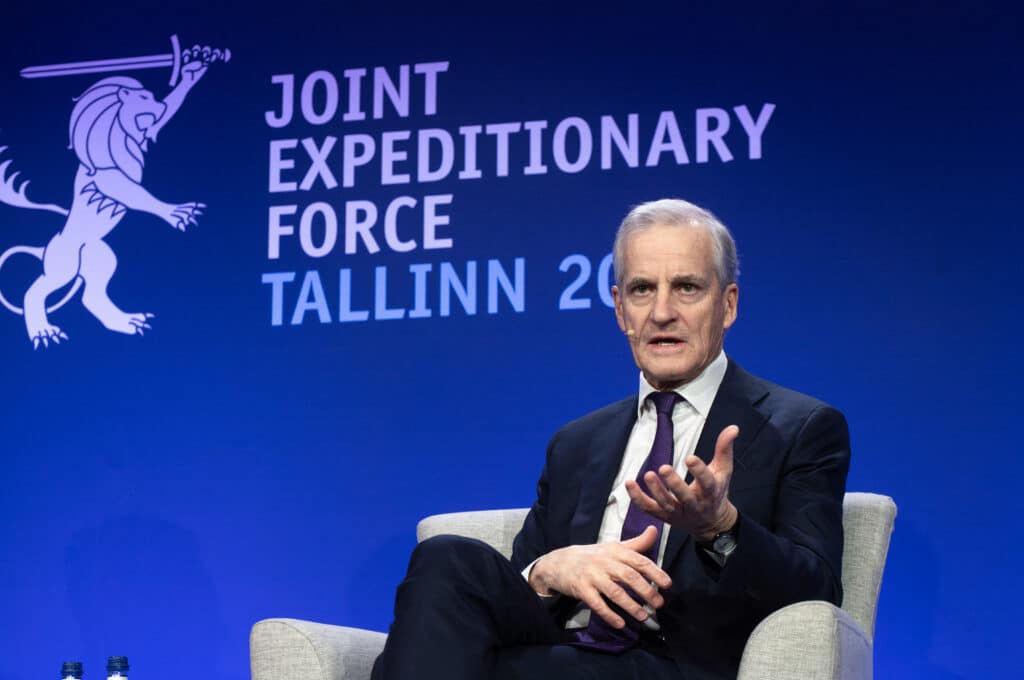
[0,36,229,348]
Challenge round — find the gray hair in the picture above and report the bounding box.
[612,198,739,289]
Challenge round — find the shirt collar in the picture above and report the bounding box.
[636,350,728,418]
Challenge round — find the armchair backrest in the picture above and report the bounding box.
[416,492,896,640]
[838,492,897,642]
[417,508,528,559]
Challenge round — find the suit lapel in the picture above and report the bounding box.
[662,360,770,570]
[569,396,638,545]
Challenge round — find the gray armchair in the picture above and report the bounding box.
[251,492,895,680]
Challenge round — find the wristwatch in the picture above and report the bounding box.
[699,515,740,564]
[707,530,738,558]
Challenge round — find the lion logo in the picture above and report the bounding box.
[0,42,228,348]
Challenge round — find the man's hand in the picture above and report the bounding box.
[528,525,672,629]
[626,425,740,542]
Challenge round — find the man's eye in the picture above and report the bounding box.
[678,282,699,293]
[631,283,652,294]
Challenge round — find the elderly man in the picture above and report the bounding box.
[372,199,849,680]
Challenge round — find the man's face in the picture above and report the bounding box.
[612,223,738,390]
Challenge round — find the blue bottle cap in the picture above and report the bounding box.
[106,657,129,675]
[61,662,83,678]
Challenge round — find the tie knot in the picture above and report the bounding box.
[649,391,678,416]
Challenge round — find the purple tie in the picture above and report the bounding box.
[569,391,679,652]
[621,391,679,553]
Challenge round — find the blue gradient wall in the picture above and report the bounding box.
[0,3,1018,679]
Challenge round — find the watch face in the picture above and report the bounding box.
[712,532,737,555]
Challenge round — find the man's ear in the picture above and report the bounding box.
[723,283,739,329]
[612,285,627,332]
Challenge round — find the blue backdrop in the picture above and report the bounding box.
[1,2,1019,679]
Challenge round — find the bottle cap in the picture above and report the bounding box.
[106,657,129,675]
[61,662,83,678]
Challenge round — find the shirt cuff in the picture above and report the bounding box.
[522,557,560,600]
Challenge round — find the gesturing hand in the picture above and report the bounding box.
[528,525,672,629]
[625,425,740,542]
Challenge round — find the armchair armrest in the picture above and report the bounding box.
[251,618,386,680]
[737,601,872,680]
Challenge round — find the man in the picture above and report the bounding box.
[372,199,850,680]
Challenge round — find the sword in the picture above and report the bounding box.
[20,35,230,86]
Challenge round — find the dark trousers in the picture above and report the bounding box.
[371,535,681,680]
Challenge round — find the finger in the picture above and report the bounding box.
[626,553,672,590]
[625,480,667,518]
[599,579,650,623]
[614,565,666,609]
[620,530,672,589]
[658,464,696,503]
[622,548,671,589]
[711,425,739,475]
[620,524,659,554]
[580,585,625,629]
[684,456,718,493]
[643,470,680,512]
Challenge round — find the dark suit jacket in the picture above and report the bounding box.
[511,359,850,680]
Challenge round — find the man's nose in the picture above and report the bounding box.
[650,288,676,324]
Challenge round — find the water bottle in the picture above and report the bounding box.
[106,657,129,680]
[61,662,83,680]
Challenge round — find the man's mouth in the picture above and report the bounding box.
[649,335,684,347]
